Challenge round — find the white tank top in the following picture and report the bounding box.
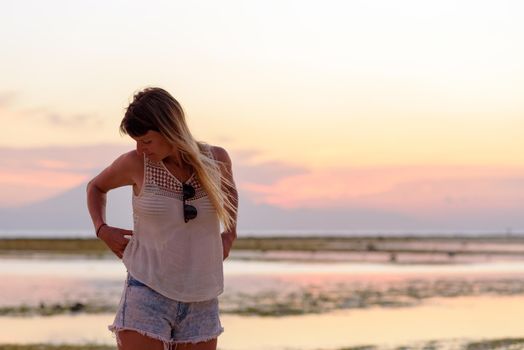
[122,147,223,302]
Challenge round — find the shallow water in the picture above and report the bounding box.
[1,296,524,350]
[2,253,524,349]
[3,254,524,313]
[0,256,524,309]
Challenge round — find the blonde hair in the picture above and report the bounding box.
[119,87,237,232]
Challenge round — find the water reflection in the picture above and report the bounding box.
[1,296,524,350]
[2,255,524,349]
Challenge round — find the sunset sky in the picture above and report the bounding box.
[1,1,523,230]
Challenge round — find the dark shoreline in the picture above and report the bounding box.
[1,236,524,256]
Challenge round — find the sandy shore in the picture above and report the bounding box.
[2,236,524,264]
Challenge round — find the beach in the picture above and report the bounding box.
[1,295,524,349]
[2,235,524,262]
[1,236,524,349]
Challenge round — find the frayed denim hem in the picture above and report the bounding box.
[170,326,224,348]
[108,325,172,350]
[108,325,223,350]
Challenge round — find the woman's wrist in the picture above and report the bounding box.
[96,223,108,238]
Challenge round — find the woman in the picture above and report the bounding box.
[86,87,238,350]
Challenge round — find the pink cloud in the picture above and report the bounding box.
[357,176,524,217]
[1,143,523,224]
[0,170,88,189]
[0,144,130,207]
[240,165,524,219]
[35,159,71,170]
[0,168,90,207]
[0,144,273,207]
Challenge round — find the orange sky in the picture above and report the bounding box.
[0,1,523,229]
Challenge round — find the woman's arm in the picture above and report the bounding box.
[86,150,140,258]
[211,146,238,260]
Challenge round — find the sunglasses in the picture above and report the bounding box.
[183,183,197,223]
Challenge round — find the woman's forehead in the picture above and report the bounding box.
[132,130,160,141]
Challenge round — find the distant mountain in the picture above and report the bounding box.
[0,183,133,230]
[0,183,426,232]
[237,195,428,231]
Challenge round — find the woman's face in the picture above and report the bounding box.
[132,130,174,162]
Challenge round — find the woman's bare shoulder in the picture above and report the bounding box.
[110,150,143,173]
[208,145,232,165]
[89,150,143,192]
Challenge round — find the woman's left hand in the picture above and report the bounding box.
[221,231,236,260]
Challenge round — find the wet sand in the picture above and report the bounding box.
[1,295,523,350]
[2,236,524,265]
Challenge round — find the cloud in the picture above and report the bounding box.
[0,92,102,129]
[240,165,524,218]
[356,175,524,217]
[43,112,104,129]
[45,113,104,128]
[12,104,105,129]
[234,159,307,185]
[0,144,303,207]
[0,144,131,207]
[47,113,87,126]
[3,144,523,228]
[0,91,17,108]
[226,147,309,184]
[0,170,89,208]
[0,144,130,174]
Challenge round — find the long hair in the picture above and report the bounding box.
[119,87,236,232]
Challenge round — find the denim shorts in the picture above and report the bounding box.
[108,273,223,350]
